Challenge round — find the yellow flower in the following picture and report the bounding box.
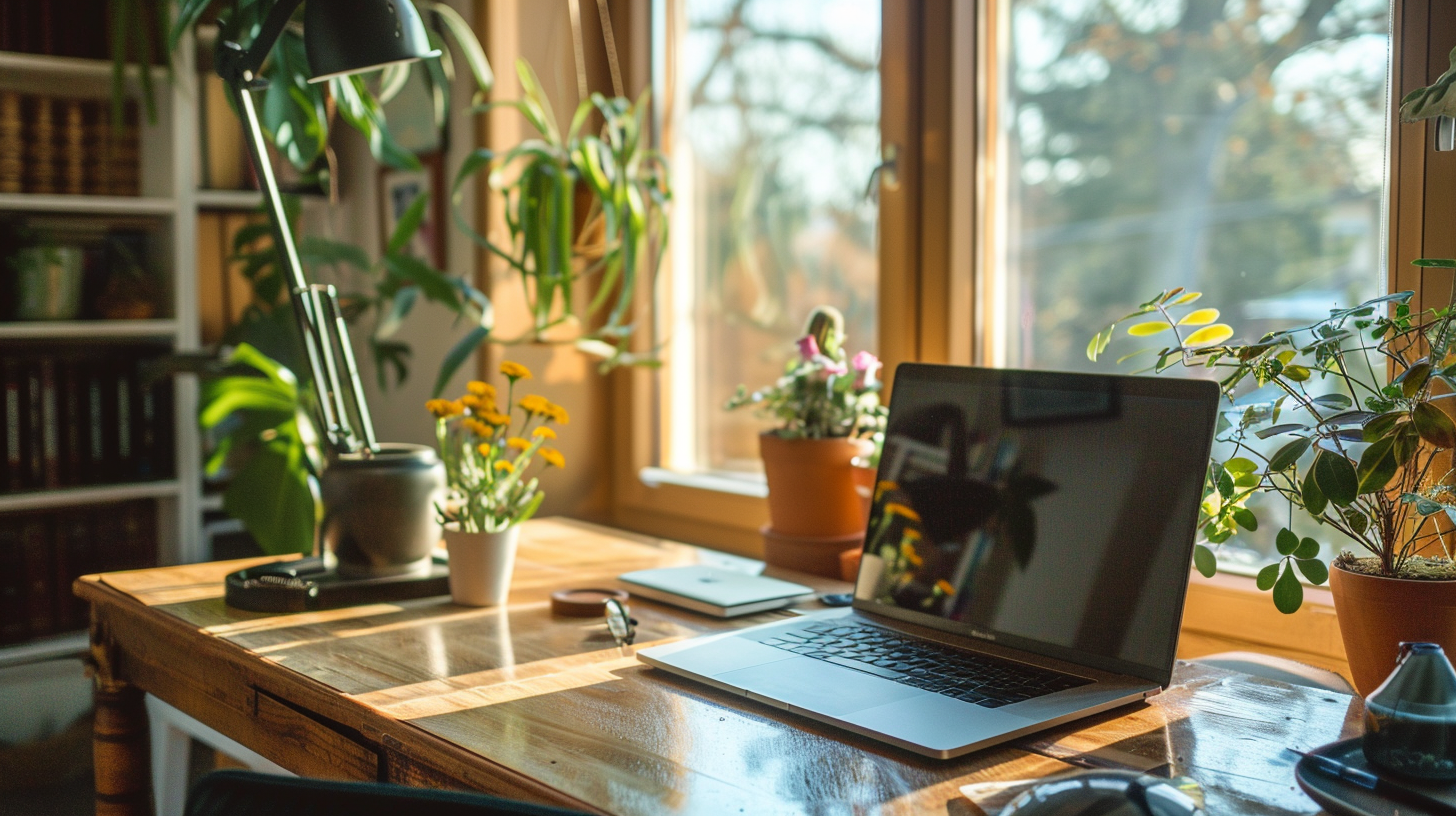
[467,380,495,398]
[461,394,489,411]
[518,394,551,415]
[463,418,492,437]
[546,402,570,425]
[426,398,462,419]
[494,460,515,474]
[500,361,532,381]
[934,579,956,596]
[539,448,566,469]
[507,437,531,451]
[874,480,899,502]
[901,540,923,567]
[532,426,557,439]
[884,502,921,523]
[477,442,495,457]
[903,528,922,541]
[480,411,511,427]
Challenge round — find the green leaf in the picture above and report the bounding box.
[1296,558,1329,586]
[1344,508,1369,536]
[1414,258,1456,268]
[374,286,419,340]
[1170,291,1202,305]
[1193,545,1217,578]
[1311,394,1354,411]
[1267,437,1312,472]
[1232,507,1258,531]
[1400,362,1433,398]
[1256,423,1308,439]
[1128,321,1173,337]
[1413,402,1456,449]
[1313,450,1359,507]
[387,190,430,256]
[1357,436,1399,494]
[1282,364,1311,382]
[199,377,296,429]
[1256,563,1280,591]
[1185,324,1234,347]
[1302,465,1327,515]
[1294,537,1320,559]
[1224,457,1258,474]
[1276,528,1300,556]
[1216,466,1234,499]
[1273,564,1305,613]
[1363,412,1404,442]
[426,1,495,95]
[299,236,371,271]
[222,433,315,556]
[383,255,461,308]
[433,325,491,397]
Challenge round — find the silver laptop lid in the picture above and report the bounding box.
[854,364,1219,686]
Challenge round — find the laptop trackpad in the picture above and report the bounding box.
[718,656,923,717]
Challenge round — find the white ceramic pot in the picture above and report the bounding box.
[444,525,521,607]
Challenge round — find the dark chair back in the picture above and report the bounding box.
[185,770,591,816]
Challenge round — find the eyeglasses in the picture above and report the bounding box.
[604,598,636,647]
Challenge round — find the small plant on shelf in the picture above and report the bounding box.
[1089,287,1456,613]
[426,361,568,533]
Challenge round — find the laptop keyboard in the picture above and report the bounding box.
[759,620,1091,708]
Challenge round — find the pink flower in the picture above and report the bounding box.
[797,335,820,361]
[822,359,848,376]
[852,351,881,389]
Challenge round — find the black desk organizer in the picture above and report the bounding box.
[224,555,450,612]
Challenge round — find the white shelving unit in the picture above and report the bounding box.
[1,40,207,663]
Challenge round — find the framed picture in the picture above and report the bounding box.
[379,152,446,269]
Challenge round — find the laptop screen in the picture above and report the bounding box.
[854,364,1219,684]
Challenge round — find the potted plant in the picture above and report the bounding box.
[1089,288,1456,694]
[427,360,568,606]
[726,306,886,576]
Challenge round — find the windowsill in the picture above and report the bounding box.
[638,467,769,499]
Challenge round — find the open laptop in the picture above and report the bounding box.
[638,363,1220,759]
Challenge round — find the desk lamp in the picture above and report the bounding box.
[217,0,449,608]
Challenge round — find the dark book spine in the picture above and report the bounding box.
[39,355,58,488]
[26,95,57,195]
[114,355,133,480]
[91,502,119,572]
[135,357,157,478]
[118,500,153,571]
[24,357,43,488]
[2,356,17,492]
[60,355,82,486]
[20,513,52,639]
[61,509,92,629]
[0,517,25,644]
[37,0,54,56]
[0,91,21,194]
[61,98,85,195]
[85,359,105,484]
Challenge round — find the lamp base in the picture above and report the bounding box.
[224,554,449,613]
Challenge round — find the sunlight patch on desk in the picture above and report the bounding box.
[201,603,407,636]
[357,651,651,720]
[241,605,530,654]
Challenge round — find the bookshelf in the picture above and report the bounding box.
[0,37,207,659]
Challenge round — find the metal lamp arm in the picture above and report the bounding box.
[215,1,379,456]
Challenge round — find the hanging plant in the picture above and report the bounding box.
[444,59,671,391]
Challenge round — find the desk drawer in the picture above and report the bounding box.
[251,690,378,781]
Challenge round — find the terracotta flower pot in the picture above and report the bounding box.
[1330,564,1456,696]
[759,433,870,538]
[759,524,863,579]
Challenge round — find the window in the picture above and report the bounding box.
[988,0,1391,569]
[655,0,882,480]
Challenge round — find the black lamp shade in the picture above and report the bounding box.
[305,0,440,83]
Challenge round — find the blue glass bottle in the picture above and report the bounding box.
[1363,642,1456,780]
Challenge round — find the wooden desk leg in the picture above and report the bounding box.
[87,610,152,816]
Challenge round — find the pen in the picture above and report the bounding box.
[1288,748,1456,815]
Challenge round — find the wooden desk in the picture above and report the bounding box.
[76,517,1360,815]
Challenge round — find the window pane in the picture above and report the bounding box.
[660,0,881,475]
[994,0,1390,569]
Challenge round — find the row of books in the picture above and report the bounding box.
[1,0,129,61]
[0,499,157,644]
[0,91,141,196]
[2,344,175,493]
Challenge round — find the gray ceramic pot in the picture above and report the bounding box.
[319,443,446,578]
